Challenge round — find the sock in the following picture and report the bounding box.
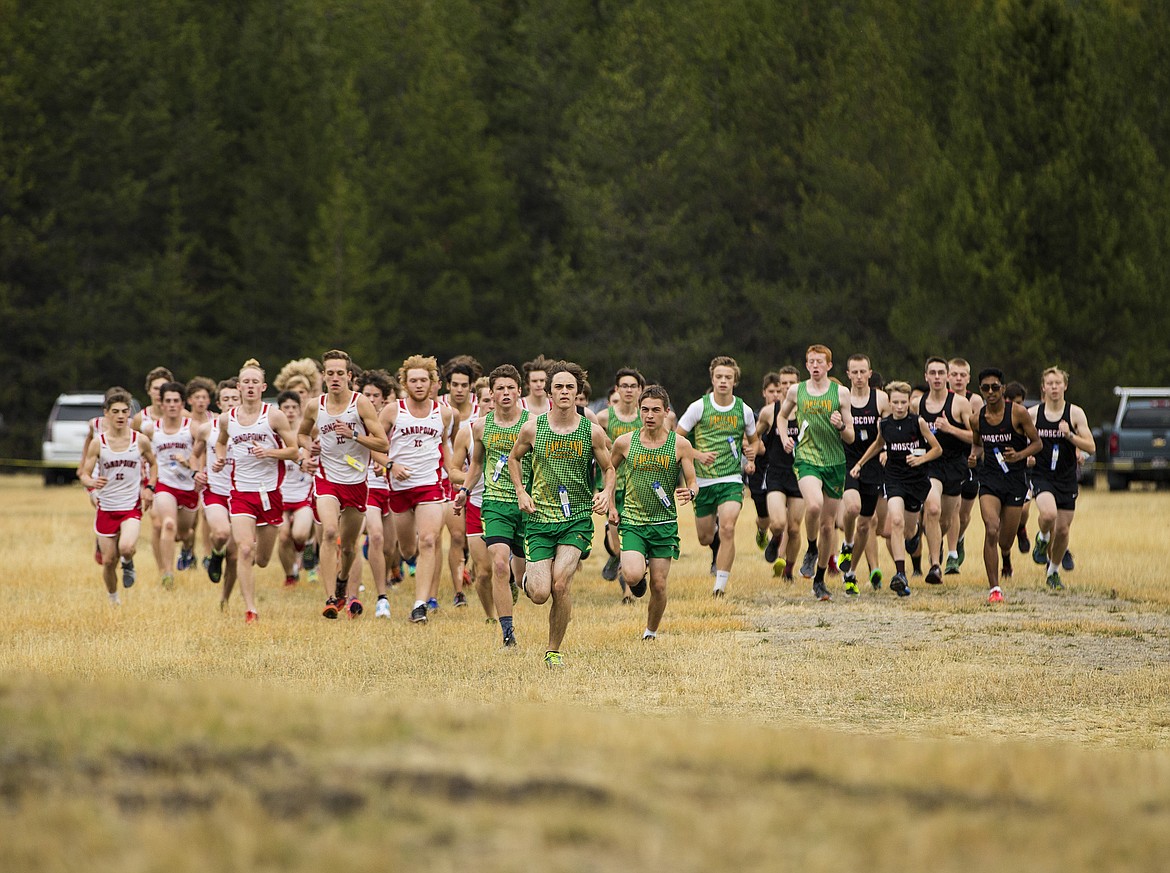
[108,592,120,604]
[121,556,132,567]
[1017,522,1026,534]
[413,599,426,609]
[213,546,226,557]
[334,577,348,599]
[911,555,922,573]
[1038,531,1050,544]
[377,594,388,602]
[710,531,721,561]
[843,541,853,553]
[814,566,826,584]
[895,559,906,575]
[500,615,514,638]
[947,550,958,559]
[713,570,729,592]
[1047,561,1059,575]
[642,629,657,640]
[807,537,818,554]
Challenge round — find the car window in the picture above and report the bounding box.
[1121,399,1170,429]
[53,405,103,422]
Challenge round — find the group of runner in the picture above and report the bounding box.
[77,345,1096,666]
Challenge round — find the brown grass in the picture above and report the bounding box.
[1,474,1168,870]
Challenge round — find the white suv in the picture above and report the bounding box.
[42,393,108,485]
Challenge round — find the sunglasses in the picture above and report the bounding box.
[979,383,1002,392]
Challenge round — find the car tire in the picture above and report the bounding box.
[1106,472,1129,492]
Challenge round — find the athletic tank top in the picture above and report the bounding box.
[1034,403,1076,481]
[765,404,800,476]
[96,432,144,512]
[845,390,882,477]
[228,404,284,492]
[621,431,680,527]
[282,458,314,503]
[794,382,845,467]
[367,456,390,491]
[880,413,928,484]
[388,399,444,491]
[979,402,1029,474]
[481,409,530,504]
[205,418,233,496]
[607,406,641,493]
[152,417,196,491]
[691,394,747,481]
[316,392,369,485]
[529,414,595,523]
[918,392,967,459]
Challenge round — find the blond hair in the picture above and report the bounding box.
[398,354,439,386]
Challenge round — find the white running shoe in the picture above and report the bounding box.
[375,598,391,618]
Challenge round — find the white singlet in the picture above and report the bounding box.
[388,399,444,491]
[151,417,196,492]
[96,432,144,512]
[205,418,233,496]
[315,392,370,486]
[282,459,313,504]
[228,404,284,493]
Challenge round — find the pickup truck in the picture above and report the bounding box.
[1100,387,1170,491]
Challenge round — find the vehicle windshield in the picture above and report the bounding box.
[1121,399,1170,429]
[52,405,103,422]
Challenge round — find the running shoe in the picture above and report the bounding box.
[1001,554,1013,579]
[322,598,340,620]
[284,574,297,588]
[207,551,224,584]
[388,565,403,586]
[121,558,136,589]
[944,555,960,576]
[426,597,439,612]
[1046,571,1064,591]
[812,580,832,601]
[307,567,319,585]
[453,592,468,608]
[904,525,922,556]
[543,650,564,668]
[956,536,966,567]
[911,557,922,577]
[404,555,417,576]
[800,548,818,579]
[375,598,391,618]
[842,573,859,597]
[890,572,911,597]
[987,586,1004,604]
[503,628,517,648]
[838,543,853,574]
[764,536,781,564]
[623,594,636,604]
[348,598,363,618]
[177,547,196,572]
[869,568,883,590]
[462,567,472,586]
[1016,525,1029,554]
[362,535,369,560]
[772,558,787,578]
[828,554,839,576]
[629,576,648,598]
[755,528,767,551]
[202,555,211,574]
[410,604,428,623]
[642,631,657,641]
[510,575,519,605]
[710,589,724,599]
[925,564,943,585]
[1062,551,1075,572]
[161,573,174,590]
[1032,533,1049,565]
[708,559,717,576]
[93,539,103,565]
[302,542,318,570]
[245,610,258,624]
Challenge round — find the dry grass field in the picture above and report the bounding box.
[2,473,1168,871]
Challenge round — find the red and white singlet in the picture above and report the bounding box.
[205,417,234,497]
[388,399,445,491]
[315,392,370,486]
[151,417,196,492]
[282,458,314,505]
[96,432,145,512]
[228,404,284,493]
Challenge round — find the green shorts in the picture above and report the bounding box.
[793,459,846,501]
[482,500,527,558]
[619,522,680,560]
[525,517,594,563]
[693,481,744,518]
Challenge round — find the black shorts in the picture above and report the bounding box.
[884,477,930,515]
[763,465,801,500]
[960,467,979,500]
[977,468,1029,508]
[844,476,883,518]
[926,453,969,497]
[750,490,769,518]
[1031,475,1078,511]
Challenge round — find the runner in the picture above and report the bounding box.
[131,366,175,432]
[753,367,804,580]
[509,361,615,666]
[450,388,497,624]
[381,355,456,624]
[191,378,241,607]
[454,364,530,647]
[355,369,399,617]
[675,356,759,597]
[596,368,646,596]
[970,368,1043,603]
[747,373,784,556]
[520,354,554,416]
[276,390,316,589]
[948,358,982,568]
[849,381,941,597]
[1028,367,1096,590]
[605,385,698,639]
[138,381,199,589]
[913,357,975,584]
[298,350,390,619]
[1004,381,1032,567]
[438,355,483,607]
[213,359,300,623]
[838,354,890,597]
[776,345,855,601]
[78,388,158,603]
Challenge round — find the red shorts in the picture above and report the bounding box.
[388,483,447,514]
[203,490,230,511]
[284,497,313,514]
[155,481,199,511]
[229,489,284,527]
[465,501,483,536]
[367,487,392,517]
[441,478,454,500]
[95,506,142,537]
[313,478,369,518]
